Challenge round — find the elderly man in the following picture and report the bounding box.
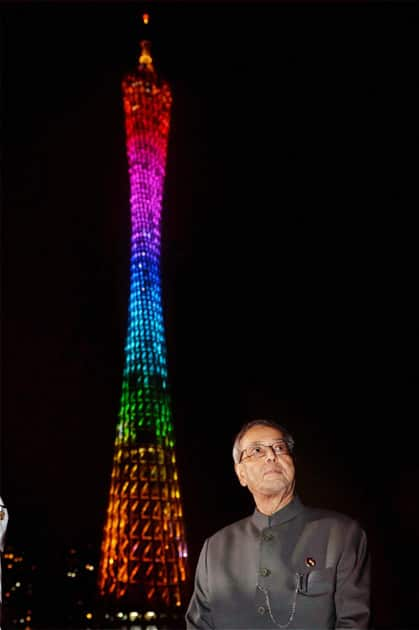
[186,419,371,629]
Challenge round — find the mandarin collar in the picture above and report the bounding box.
[251,495,303,530]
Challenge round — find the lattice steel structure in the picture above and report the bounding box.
[98,20,188,612]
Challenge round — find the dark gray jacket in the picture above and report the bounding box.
[186,496,370,629]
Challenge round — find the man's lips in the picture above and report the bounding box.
[263,468,282,477]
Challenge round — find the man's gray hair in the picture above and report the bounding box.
[232,419,295,464]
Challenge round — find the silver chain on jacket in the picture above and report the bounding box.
[256,572,301,629]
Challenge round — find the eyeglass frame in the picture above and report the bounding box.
[238,439,293,463]
[232,420,295,465]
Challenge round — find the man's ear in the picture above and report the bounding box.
[234,463,248,487]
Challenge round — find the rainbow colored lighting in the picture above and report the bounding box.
[98,35,188,610]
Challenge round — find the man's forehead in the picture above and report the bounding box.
[241,425,284,446]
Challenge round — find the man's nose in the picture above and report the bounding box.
[264,446,278,460]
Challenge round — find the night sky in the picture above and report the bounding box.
[1,1,417,627]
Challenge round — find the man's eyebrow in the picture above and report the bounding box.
[245,439,285,446]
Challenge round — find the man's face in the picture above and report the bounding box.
[235,424,296,498]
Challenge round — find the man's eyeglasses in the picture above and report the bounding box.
[239,440,292,463]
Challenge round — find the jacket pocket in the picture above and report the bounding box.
[300,568,335,596]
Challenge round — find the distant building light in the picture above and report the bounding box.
[144,610,157,621]
[129,611,140,621]
[85,612,93,620]
[85,563,95,571]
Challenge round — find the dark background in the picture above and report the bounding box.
[1,1,416,627]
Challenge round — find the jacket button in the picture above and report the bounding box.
[263,532,273,541]
[260,567,271,577]
[258,606,265,615]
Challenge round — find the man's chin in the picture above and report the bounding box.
[261,481,286,494]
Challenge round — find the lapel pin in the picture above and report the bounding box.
[305,557,316,567]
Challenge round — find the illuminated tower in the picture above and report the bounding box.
[98,15,188,614]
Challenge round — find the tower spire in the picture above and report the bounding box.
[138,12,154,70]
